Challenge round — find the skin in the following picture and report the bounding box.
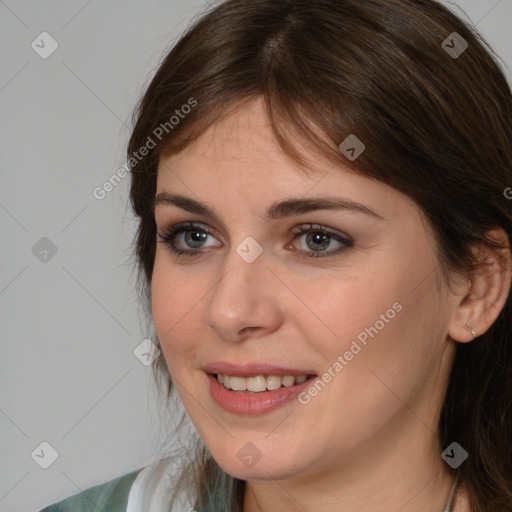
[151,97,510,512]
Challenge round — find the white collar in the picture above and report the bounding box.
[126,457,196,512]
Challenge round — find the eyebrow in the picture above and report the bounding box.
[152,192,384,221]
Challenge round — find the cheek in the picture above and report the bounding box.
[291,266,403,359]
[150,259,205,360]
[296,254,442,398]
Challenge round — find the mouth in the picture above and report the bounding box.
[211,372,317,393]
[204,363,318,415]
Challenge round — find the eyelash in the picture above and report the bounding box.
[156,221,353,259]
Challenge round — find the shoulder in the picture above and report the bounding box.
[36,467,144,512]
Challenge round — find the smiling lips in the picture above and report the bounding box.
[204,362,318,414]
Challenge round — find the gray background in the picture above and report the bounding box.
[0,1,510,511]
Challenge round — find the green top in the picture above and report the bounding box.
[38,468,144,512]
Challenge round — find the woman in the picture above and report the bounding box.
[38,0,512,510]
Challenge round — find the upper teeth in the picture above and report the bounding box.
[217,373,308,392]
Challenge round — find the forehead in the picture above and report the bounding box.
[159,98,298,171]
[155,97,413,223]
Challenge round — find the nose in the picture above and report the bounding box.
[204,244,283,343]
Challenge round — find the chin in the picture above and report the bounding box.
[207,441,310,482]
[216,456,298,481]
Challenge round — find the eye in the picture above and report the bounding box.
[156,221,353,259]
[288,223,353,258]
[156,221,220,257]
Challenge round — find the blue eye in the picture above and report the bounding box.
[289,223,353,258]
[156,222,353,259]
[156,222,219,257]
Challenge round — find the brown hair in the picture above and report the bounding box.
[127,0,512,510]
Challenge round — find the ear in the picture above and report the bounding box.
[448,228,512,343]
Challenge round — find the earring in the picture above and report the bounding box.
[466,322,476,338]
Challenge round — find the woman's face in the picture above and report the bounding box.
[151,98,459,482]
